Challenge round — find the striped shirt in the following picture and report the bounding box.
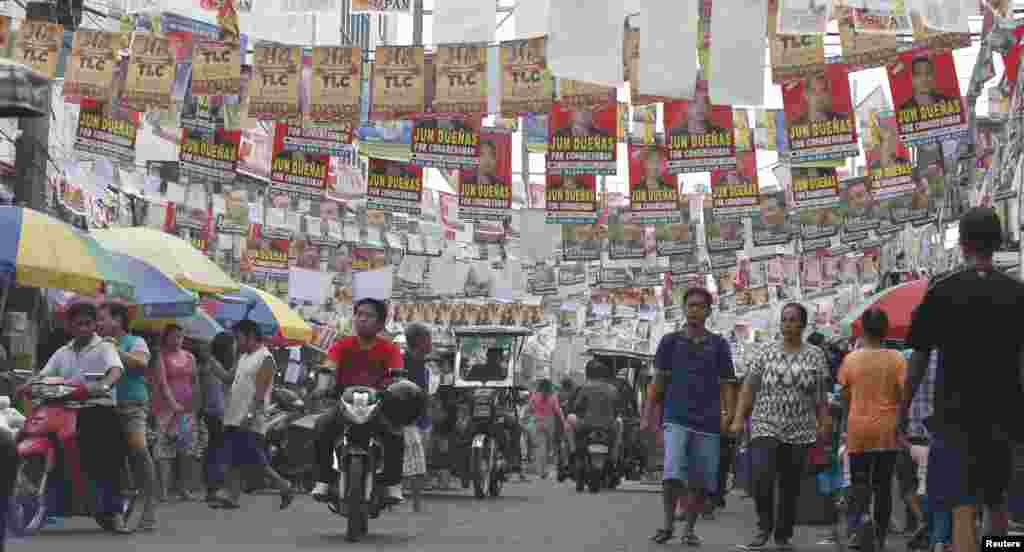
[907,350,939,439]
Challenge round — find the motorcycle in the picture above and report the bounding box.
[9,377,137,535]
[461,388,509,499]
[266,387,320,493]
[573,426,616,493]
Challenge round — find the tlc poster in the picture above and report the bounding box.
[752,190,792,246]
[411,114,481,169]
[366,158,423,215]
[710,151,759,219]
[546,102,617,175]
[839,176,879,243]
[782,65,858,163]
[664,82,736,174]
[545,173,598,224]
[886,48,967,146]
[458,127,512,222]
[628,143,680,225]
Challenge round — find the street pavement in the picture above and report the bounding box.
[6,478,893,551]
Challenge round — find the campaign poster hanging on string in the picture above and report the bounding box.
[890,143,944,226]
[269,125,330,199]
[608,208,645,260]
[710,150,759,220]
[123,33,175,112]
[411,115,481,169]
[309,46,361,130]
[191,40,241,97]
[372,46,425,119]
[628,143,680,225]
[782,66,858,163]
[752,190,793,246]
[664,82,736,174]
[249,43,302,121]
[75,99,139,165]
[366,158,423,215]
[433,43,487,114]
[64,30,119,102]
[352,0,411,13]
[458,127,512,222]
[909,3,971,51]
[887,48,967,146]
[867,110,914,235]
[839,176,879,243]
[16,19,63,79]
[655,193,696,257]
[836,6,899,71]
[792,167,841,251]
[545,174,598,224]
[242,226,290,280]
[561,224,603,262]
[547,102,617,175]
[179,127,241,190]
[500,37,553,117]
[275,123,352,157]
[704,206,744,253]
[768,1,826,84]
[558,79,616,111]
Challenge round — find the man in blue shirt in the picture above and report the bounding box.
[650,287,737,545]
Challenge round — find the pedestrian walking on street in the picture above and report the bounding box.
[901,207,1024,552]
[527,379,564,479]
[837,308,907,550]
[731,303,832,550]
[200,332,237,503]
[650,287,737,546]
[151,325,204,502]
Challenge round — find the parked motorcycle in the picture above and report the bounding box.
[9,377,137,534]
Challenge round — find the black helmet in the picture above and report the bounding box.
[381,378,426,427]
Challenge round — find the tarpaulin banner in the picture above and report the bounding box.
[558,79,616,110]
[458,127,512,222]
[628,143,680,225]
[433,43,488,114]
[752,190,793,246]
[371,46,425,118]
[791,166,840,212]
[887,48,967,146]
[179,127,240,188]
[411,115,481,169]
[664,82,735,174]
[710,150,758,219]
[75,99,140,165]
[608,207,645,260]
[191,40,241,96]
[64,30,120,102]
[16,19,63,79]
[123,33,175,112]
[547,102,617,175]
[836,6,899,71]
[839,176,879,243]
[366,158,423,215]
[655,193,696,257]
[500,37,553,117]
[270,124,329,199]
[249,44,302,121]
[782,66,858,163]
[704,205,744,253]
[561,224,602,261]
[768,1,825,83]
[546,173,598,224]
[309,46,361,131]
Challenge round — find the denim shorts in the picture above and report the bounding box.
[663,423,720,493]
[222,426,268,467]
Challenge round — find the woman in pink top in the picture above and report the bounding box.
[527,378,565,479]
[152,324,204,501]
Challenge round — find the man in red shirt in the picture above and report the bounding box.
[312,298,406,503]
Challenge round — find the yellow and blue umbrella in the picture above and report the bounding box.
[134,309,226,343]
[92,227,238,295]
[202,284,313,345]
[0,206,134,300]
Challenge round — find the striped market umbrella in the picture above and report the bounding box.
[202,284,313,345]
[838,279,928,342]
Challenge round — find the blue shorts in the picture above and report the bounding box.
[222,427,268,467]
[663,423,720,493]
[927,427,1011,511]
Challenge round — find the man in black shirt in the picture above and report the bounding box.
[902,207,1024,552]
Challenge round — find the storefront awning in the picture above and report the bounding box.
[0,61,49,118]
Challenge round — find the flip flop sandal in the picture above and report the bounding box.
[279,490,295,510]
[682,532,702,546]
[209,497,241,509]
[651,529,675,544]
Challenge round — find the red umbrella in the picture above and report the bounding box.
[843,279,928,342]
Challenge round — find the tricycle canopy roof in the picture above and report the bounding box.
[583,348,654,362]
[453,325,535,337]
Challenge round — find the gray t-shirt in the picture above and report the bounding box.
[747,342,828,445]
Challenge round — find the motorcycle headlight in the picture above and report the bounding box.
[342,402,378,425]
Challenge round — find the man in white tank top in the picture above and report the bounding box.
[210,320,295,510]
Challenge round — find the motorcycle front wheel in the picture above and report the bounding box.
[471,440,490,499]
[345,457,369,542]
[10,455,48,536]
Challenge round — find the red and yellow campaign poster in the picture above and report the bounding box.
[628,143,680,225]
[559,79,616,110]
[191,40,241,97]
[433,43,487,114]
[249,44,302,121]
[179,127,240,188]
[75,99,139,165]
[366,158,423,215]
[411,114,481,169]
[371,46,425,119]
[867,111,914,235]
[546,173,598,224]
[752,190,793,246]
[547,102,617,175]
[791,166,840,212]
[710,150,758,220]
[890,143,944,226]
[274,123,351,157]
[64,30,120,102]
[886,48,967,146]
[704,205,744,253]
[269,124,329,199]
[664,82,735,174]
[782,65,858,163]
[242,225,290,280]
[458,127,512,222]
[123,33,175,112]
[839,176,879,243]
[309,46,361,130]
[500,37,553,117]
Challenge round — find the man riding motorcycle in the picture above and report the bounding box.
[311,298,407,504]
[564,360,622,469]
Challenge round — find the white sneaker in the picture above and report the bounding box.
[311,482,330,499]
[386,484,404,502]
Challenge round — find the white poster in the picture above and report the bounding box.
[777,0,831,35]
[913,0,974,33]
[516,0,550,39]
[433,0,496,44]
[636,0,699,99]
[709,0,767,106]
[547,0,625,86]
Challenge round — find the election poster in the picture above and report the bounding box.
[852,3,912,34]
[500,37,553,117]
[782,65,858,163]
[889,143,944,226]
[704,205,744,253]
[191,40,241,97]
[670,250,703,277]
[909,3,972,51]
[561,224,603,262]
[366,158,423,215]
[768,0,826,83]
[709,150,759,219]
[458,127,512,222]
[269,124,331,199]
[608,207,645,261]
[547,102,617,175]
[351,0,411,13]
[432,43,488,114]
[546,174,598,224]
[15,19,63,79]
[752,190,793,246]
[249,44,302,121]
[371,46,425,118]
[123,33,175,112]
[628,143,680,225]
[559,79,616,110]
[792,166,841,251]
[275,123,350,157]
[887,48,967,146]
[868,110,914,236]
[655,193,697,257]
[836,6,899,71]
[309,46,361,131]
[411,114,481,169]
[664,82,736,174]
[75,99,140,165]
[64,30,120,102]
[179,127,240,190]
[242,226,290,280]
[839,176,879,243]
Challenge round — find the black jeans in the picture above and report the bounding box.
[77,405,126,514]
[203,413,225,489]
[0,427,17,552]
[750,437,809,542]
[313,405,404,487]
[848,450,899,539]
[715,435,737,503]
